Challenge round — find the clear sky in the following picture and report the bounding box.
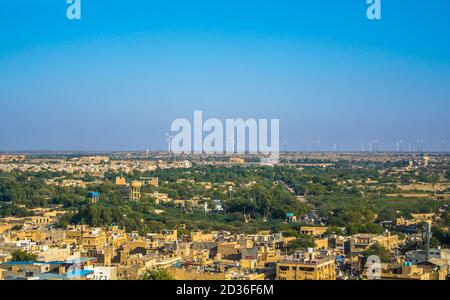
[0,0,449,152]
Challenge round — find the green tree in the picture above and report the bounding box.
[286,235,315,254]
[363,244,390,263]
[445,170,450,180]
[377,208,397,222]
[141,268,175,280]
[324,226,344,236]
[11,250,38,262]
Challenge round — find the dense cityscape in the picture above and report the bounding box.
[1,1,449,295]
[0,152,449,280]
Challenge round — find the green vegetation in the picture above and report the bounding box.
[141,268,175,280]
[286,235,316,254]
[11,250,38,262]
[363,244,391,263]
[1,159,448,240]
[0,203,33,218]
[432,209,450,247]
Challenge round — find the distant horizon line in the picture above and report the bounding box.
[1,150,449,155]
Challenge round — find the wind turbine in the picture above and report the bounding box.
[371,139,379,152]
[416,139,424,152]
[166,132,174,154]
[396,140,403,153]
[313,138,320,152]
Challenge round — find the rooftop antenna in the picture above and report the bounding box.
[423,222,432,260]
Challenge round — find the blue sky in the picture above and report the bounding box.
[0,0,449,151]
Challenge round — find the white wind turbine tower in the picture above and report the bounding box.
[417,139,424,152]
[311,138,320,151]
[166,132,174,154]
[311,138,321,151]
[313,138,321,152]
[396,140,403,153]
[369,139,378,152]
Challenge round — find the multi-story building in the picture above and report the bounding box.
[367,263,448,280]
[129,181,142,201]
[299,226,328,237]
[79,229,107,251]
[350,232,399,253]
[190,231,215,243]
[140,177,159,188]
[276,250,336,280]
[150,230,178,243]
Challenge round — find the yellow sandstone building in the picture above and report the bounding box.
[277,250,336,280]
[299,226,328,237]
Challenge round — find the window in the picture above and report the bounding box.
[298,267,315,272]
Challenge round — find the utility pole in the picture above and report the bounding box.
[349,238,353,279]
[425,222,431,261]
